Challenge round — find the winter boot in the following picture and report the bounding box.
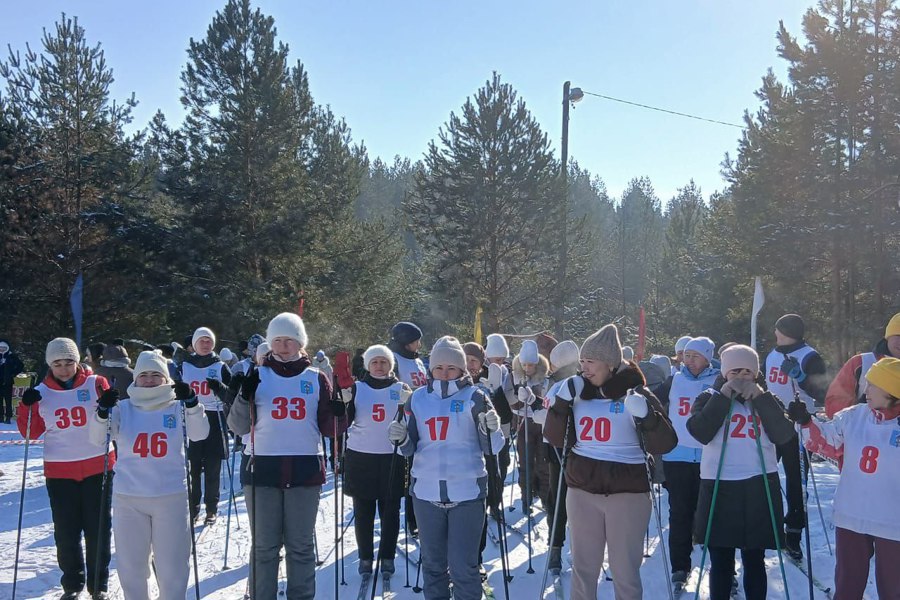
[784,528,803,561]
[204,511,217,525]
[479,564,488,582]
[358,559,374,575]
[380,558,395,576]
[59,592,80,600]
[548,546,562,574]
[672,570,688,586]
[93,593,111,600]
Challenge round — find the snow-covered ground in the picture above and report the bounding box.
[0,422,877,599]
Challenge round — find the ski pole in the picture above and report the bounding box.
[412,553,423,593]
[12,379,35,600]
[94,377,115,599]
[750,405,790,600]
[340,428,347,586]
[540,414,569,597]
[804,443,832,554]
[516,380,535,574]
[371,404,405,600]
[795,424,814,600]
[404,459,411,589]
[181,401,202,600]
[219,411,236,570]
[694,396,735,600]
[507,431,518,511]
[483,407,511,600]
[333,415,340,600]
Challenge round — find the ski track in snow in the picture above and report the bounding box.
[0,423,878,599]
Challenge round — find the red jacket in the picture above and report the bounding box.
[826,339,893,418]
[17,367,116,480]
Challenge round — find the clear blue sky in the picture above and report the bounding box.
[1,0,813,203]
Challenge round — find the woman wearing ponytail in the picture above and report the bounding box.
[88,351,209,600]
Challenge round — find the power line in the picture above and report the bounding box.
[580,90,744,129]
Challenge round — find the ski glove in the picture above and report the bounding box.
[555,376,585,403]
[624,389,648,419]
[173,381,193,401]
[388,420,407,444]
[340,388,353,404]
[787,400,812,425]
[721,378,763,402]
[206,377,223,394]
[517,386,535,406]
[228,372,245,393]
[239,372,260,401]
[21,388,42,406]
[98,389,120,410]
[399,385,413,405]
[479,409,501,433]
[487,364,504,392]
[780,356,802,380]
[330,399,346,418]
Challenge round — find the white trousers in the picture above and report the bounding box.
[112,492,191,600]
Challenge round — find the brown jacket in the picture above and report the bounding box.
[544,362,677,495]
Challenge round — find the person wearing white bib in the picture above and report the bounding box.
[687,344,795,600]
[788,357,900,600]
[657,336,719,587]
[544,324,676,600]
[88,350,209,600]
[17,338,117,600]
[227,312,345,600]
[180,326,232,524]
[342,345,412,577]
[388,336,504,600]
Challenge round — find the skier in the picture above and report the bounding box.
[180,326,231,524]
[544,324,676,600]
[542,340,580,574]
[672,335,693,375]
[17,338,117,600]
[95,342,133,398]
[342,345,411,580]
[687,344,795,600]
[788,356,900,600]
[387,336,504,600]
[227,312,345,600]
[0,338,24,423]
[88,350,209,600]
[657,336,720,590]
[764,313,828,560]
[388,321,427,388]
[232,334,265,377]
[826,311,900,417]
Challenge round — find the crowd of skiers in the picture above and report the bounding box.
[7,309,900,600]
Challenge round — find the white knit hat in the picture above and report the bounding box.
[622,346,635,361]
[485,333,509,359]
[684,337,715,363]
[363,344,395,372]
[256,342,270,363]
[219,347,234,362]
[46,337,80,365]
[429,336,467,372]
[675,335,692,353]
[518,339,539,365]
[192,327,216,349]
[134,350,170,379]
[549,340,580,369]
[266,312,308,347]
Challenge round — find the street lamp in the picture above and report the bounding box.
[553,82,584,338]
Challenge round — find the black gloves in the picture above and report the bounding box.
[21,388,42,406]
[787,400,812,425]
[206,378,223,394]
[330,399,346,418]
[98,389,120,410]
[173,382,199,408]
[240,373,260,401]
[780,356,802,380]
[229,372,246,393]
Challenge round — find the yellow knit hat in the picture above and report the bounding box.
[866,357,900,399]
[885,313,900,339]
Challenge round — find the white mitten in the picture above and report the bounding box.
[388,420,408,444]
[399,385,413,405]
[479,410,501,433]
[624,389,649,419]
[340,388,353,404]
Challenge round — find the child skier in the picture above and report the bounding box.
[788,356,900,599]
[388,336,504,600]
[687,344,795,600]
[88,350,209,600]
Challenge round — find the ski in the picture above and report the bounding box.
[503,518,540,540]
[550,572,565,600]
[357,573,373,600]
[785,555,833,599]
[382,573,395,600]
[481,579,496,600]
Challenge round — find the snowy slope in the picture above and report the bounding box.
[0,422,878,599]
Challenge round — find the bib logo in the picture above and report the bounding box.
[610,401,624,414]
[890,430,900,448]
[163,414,177,429]
[300,381,313,394]
[207,368,218,379]
[450,400,464,413]
[390,390,400,402]
[77,390,90,403]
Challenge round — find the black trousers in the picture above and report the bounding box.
[663,460,701,573]
[709,547,766,600]
[353,496,402,561]
[776,435,806,533]
[188,410,227,514]
[544,443,569,548]
[46,473,113,595]
[1,387,12,421]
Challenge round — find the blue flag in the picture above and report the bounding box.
[70,273,83,348]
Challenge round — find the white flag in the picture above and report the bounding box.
[750,276,765,350]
